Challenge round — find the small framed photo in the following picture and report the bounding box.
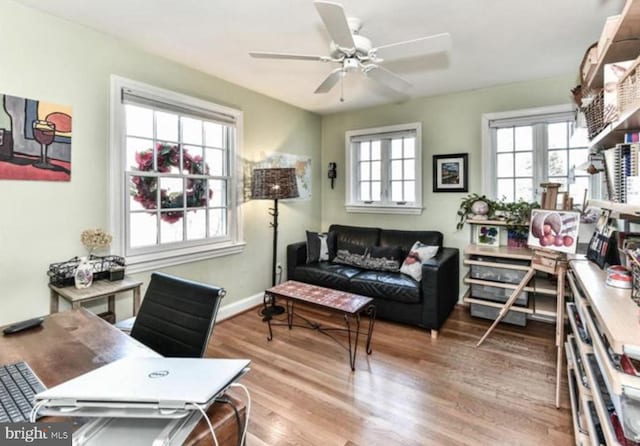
[433,153,468,192]
[476,225,500,247]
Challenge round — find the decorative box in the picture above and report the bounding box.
[48,255,126,287]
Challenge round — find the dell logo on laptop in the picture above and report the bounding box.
[148,370,169,379]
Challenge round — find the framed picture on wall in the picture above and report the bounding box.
[433,153,468,192]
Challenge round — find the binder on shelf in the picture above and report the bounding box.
[602,143,640,203]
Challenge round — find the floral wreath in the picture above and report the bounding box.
[131,143,210,224]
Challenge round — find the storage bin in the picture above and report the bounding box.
[583,90,608,139]
[470,303,527,327]
[470,263,528,285]
[621,388,640,441]
[616,56,640,117]
[471,283,529,306]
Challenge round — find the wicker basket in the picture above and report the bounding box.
[47,255,126,287]
[617,57,640,117]
[583,90,606,139]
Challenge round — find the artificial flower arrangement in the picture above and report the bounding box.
[81,228,112,256]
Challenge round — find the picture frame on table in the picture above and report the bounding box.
[475,225,500,247]
[433,153,468,192]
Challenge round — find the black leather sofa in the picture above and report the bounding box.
[287,224,459,337]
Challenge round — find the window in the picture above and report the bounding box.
[482,105,593,205]
[345,123,422,214]
[110,76,244,273]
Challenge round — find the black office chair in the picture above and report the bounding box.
[128,272,225,358]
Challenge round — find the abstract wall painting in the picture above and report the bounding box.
[0,93,72,181]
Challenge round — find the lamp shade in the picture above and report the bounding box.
[251,168,299,200]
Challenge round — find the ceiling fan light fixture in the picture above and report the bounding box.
[248,0,451,101]
[343,58,359,71]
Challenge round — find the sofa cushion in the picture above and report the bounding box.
[350,271,421,304]
[399,241,439,281]
[305,230,336,263]
[368,246,402,271]
[329,224,380,255]
[291,263,362,291]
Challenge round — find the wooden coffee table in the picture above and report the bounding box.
[263,280,376,370]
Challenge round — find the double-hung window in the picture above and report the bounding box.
[482,105,593,204]
[345,123,422,214]
[110,76,244,272]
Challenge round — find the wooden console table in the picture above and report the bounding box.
[49,276,143,320]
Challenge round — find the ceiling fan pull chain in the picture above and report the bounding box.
[340,71,345,102]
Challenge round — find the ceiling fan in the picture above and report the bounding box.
[249,1,451,101]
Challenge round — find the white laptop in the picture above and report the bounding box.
[35,357,250,419]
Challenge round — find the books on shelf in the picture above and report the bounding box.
[625,132,640,143]
[603,142,640,204]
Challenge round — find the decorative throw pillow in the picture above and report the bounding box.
[399,241,439,281]
[306,231,336,264]
[361,246,402,272]
[333,249,364,267]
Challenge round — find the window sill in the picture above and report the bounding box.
[345,204,423,215]
[124,241,246,274]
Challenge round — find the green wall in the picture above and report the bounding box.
[320,75,576,298]
[0,0,321,325]
[0,0,580,325]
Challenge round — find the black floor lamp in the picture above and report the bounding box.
[251,167,299,317]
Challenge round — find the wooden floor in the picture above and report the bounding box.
[207,305,573,446]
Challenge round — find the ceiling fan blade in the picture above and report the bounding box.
[249,51,329,62]
[374,33,452,60]
[314,1,355,49]
[364,65,412,93]
[315,68,343,94]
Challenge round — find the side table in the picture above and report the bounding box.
[49,276,143,321]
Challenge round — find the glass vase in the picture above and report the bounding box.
[74,256,94,289]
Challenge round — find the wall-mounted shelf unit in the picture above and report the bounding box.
[585,0,640,151]
[588,199,640,216]
[589,100,640,150]
[584,0,640,91]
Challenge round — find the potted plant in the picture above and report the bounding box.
[496,199,540,248]
[456,193,499,230]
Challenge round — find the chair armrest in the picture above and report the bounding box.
[420,247,460,330]
[287,241,307,280]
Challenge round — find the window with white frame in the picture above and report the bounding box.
[345,123,422,214]
[483,105,593,205]
[110,77,244,272]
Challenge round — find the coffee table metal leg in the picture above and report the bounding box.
[365,304,376,355]
[287,299,294,329]
[264,293,274,341]
[344,313,361,371]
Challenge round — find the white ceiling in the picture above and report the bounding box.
[13,0,625,114]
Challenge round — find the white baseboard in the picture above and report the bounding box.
[217,292,263,322]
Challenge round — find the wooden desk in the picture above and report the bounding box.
[0,309,244,446]
[49,276,143,319]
